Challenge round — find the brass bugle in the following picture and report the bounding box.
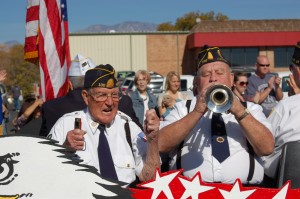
[205,84,233,113]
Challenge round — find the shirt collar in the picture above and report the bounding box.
[85,108,115,133]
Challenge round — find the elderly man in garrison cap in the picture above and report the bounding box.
[49,64,160,186]
[159,45,274,185]
[40,54,142,137]
[263,41,300,184]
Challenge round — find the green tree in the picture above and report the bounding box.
[175,11,201,31]
[215,12,229,22]
[0,44,40,97]
[157,11,229,31]
[157,22,177,31]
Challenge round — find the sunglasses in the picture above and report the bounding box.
[239,81,248,86]
[258,63,270,67]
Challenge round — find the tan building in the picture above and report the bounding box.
[69,32,189,76]
[69,19,300,76]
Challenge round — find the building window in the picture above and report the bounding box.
[274,47,294,68]
[220,47,259,68]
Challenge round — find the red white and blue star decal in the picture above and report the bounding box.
[131,169,300,199]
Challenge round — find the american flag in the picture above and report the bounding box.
[24,0,71,101]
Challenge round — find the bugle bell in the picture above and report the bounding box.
[205,84,233,113]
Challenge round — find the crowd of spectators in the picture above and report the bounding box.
[2,41,300,189]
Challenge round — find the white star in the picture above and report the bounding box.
[61,4,65,9]
[141,170,180,199]
[219,181,256,199]
[179,175,215,199]
[272,182,289,199]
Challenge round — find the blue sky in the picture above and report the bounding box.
[0,0,299,43]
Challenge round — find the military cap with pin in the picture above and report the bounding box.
[292,41,300,67]
[197,45,231,68]
[84,64,118,88]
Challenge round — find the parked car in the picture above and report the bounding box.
[117,71,135,87]
[121,76,164,95]
[147,78,164,94]
[149,71,164,79]
[117,71,135,79]
[120,77,135,94]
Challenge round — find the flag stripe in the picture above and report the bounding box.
[25,0,70,101]
[25,20,39,37]
[39,31,55,99]
[40,0,65,99]
[24,0,39,61]
[26,6,39,22]
[45,0,64,66]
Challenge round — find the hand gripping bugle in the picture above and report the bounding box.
[205,84,234,113]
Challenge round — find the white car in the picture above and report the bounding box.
[120,77,134,94]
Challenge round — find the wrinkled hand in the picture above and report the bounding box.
[229,94,246,115]
[275,76,281,85]
[287,74,300,96]
[193,85,209,114]
[144,109,160,140]
[268,76,275,89]
[63,129,86,150]
[274,76,281,88]
[193,93,207,114]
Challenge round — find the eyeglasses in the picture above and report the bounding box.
[239,81,248,86]
[258,63,270,67]
[88,91,119,102]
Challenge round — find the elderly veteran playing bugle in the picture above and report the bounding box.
[159,45,274,185]
[49,64,160,186]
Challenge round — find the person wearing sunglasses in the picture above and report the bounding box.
[49,64,160,186]
[264,41,300,187]
[233,72,260,104]
[246,55,283,117]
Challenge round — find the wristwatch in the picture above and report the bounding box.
[236,108,250,122]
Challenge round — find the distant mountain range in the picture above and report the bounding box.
[0,40,20,51]
[75,21,158,33]
[4,40,20,47]
[0,21,158,46]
